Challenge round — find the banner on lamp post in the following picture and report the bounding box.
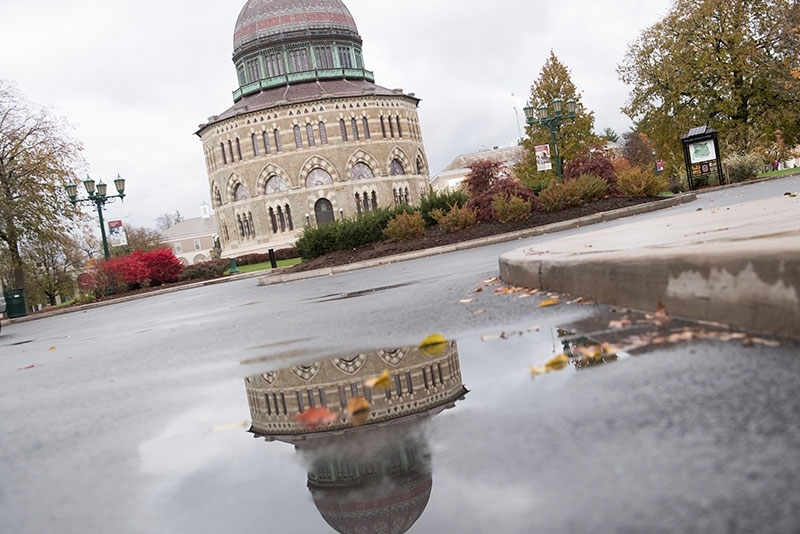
[107,219,128,247]
[535,145,552,172]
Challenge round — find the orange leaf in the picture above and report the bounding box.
[295,406,339,429]
[539,298,560,308]
[346,397,371,426]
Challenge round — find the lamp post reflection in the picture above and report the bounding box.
[243,342,468,534]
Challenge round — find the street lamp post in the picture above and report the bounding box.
[523,97,577,181]
[66,174,126,259]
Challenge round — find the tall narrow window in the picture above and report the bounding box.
[246,58,261,82]
[236,138,243,160]
[277,206,286,232]
[396,117,403,137]
[293,125,303,148]
[319,122,328,144]
[220,143,227,164]
[371,191,377,210]
[274,129,282,152]
[228,140,235,161]
[306,123,316,146]
[315,46,334,70]
[380,117,387,138]
[251,133,259,156]
[269,207,277,233]
[285,204,294,230]
[362,117,370,139]
[388,117,395,138]
[339,119,348,142]
[351,118,359,140]
[338,46,353,68]
[262,131,271,154]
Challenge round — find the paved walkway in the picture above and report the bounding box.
[500,177,800,337]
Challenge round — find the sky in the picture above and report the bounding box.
[0,0,672,230]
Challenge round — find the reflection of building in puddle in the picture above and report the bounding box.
[244,341,468,533]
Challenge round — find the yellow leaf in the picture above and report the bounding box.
[539,298,560,308]
[48,346,57,351]
[364,369,392,389]
[530,365,548,376]
[545,353,570,371]
[420,333,448,356]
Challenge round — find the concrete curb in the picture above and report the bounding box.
[500,242,799,337]
[258,194,697,286]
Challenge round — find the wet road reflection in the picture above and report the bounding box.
[244,342,468,533]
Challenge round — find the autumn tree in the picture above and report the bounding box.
[516,51,598,188]
[22,229,86,306]
[110,225,164,257]
[618,0,800,166]
[622,130,656,170]
[0,80,85,291]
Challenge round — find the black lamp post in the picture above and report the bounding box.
[66,174,126,259]
[523,97,577,181]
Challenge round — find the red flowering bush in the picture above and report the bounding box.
[140,248,184,286]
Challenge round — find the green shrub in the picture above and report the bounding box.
[572,174,609,202]
[467,179,538,221]
[419,189,470,226]
[519,170,556,195]
[295,222,340,260]
[724,153,762,183]
[617,166,668,197]
[180,259,229,281]
[491,194,532,223]
[537,180,584,212]
[431,204,477,232]
[384,211,426,241]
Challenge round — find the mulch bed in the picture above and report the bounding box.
[285,197,662,273]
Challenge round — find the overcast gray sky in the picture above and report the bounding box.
[0,0,671,229]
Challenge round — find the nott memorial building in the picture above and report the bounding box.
[196,0,431,258]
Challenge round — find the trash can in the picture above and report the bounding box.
[4,289,27,318]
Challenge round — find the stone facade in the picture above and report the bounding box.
[196,0,430,258]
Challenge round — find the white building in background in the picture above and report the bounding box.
[429,145,524,192]
[160,203,218,265]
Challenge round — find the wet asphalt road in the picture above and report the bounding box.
[1,182,799,533]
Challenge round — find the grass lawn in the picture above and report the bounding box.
[225,258,302,274]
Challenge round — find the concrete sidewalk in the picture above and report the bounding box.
[499,180,800,337]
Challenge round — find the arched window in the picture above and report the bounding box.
[371,191,378,210]
[233,183,250,201]
[273,129,282,152]
[237,214,245,237]
[380,117,386,138]
[285,204,294,230]
[265,176,289,195]
[350,162,374,181]
[262,131,271,154]
[214,188,223,207]
[396,117,403,138]
[306,123,316,146]
[251,133,259,156]
[306,169,333,188]
[388,117,395,138]
[220,143,227,164]
[236,138,243,159]
[269,207,277,233]
[319,122,328,144]
[416,156,424,175]
[339,119,348,142]
[351,118,359,140]
[362,117,370,139]
[390,159,405,176]
[294,125,303,148]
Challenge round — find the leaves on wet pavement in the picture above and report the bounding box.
[538,298,560,308]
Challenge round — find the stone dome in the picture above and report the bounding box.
[234,0,359,55]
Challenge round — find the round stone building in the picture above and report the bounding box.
[196,0,431,257]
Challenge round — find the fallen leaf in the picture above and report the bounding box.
[483,277,499,284]
[18,364,36,371]
[545,353,570,371]
[419,334,449,355]
[608,319,632,329]
[48,347,57,352]
[364,369,393,389]
[295,406,340,429]
[346,397,371,426]
[459,299,474,304]
[567,297,585,304]
[473,309,488,315]
[538,298,560,308]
